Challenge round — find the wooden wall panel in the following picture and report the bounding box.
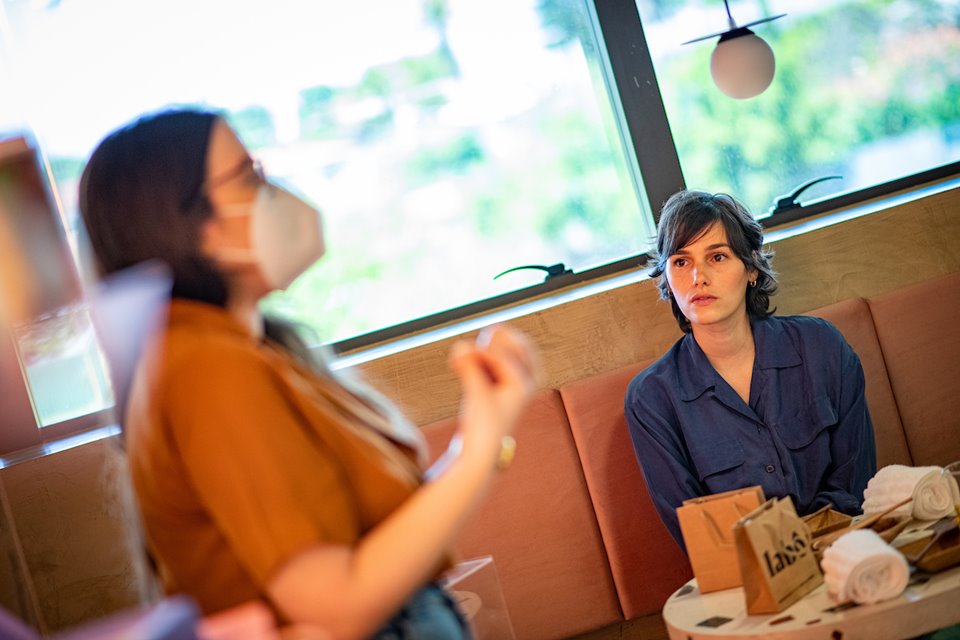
[350,186,960,427]
[0,474,43,632]
[770,191,960,315]
[0,439,156,632]
[350,278,684,428]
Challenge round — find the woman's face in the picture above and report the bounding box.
[201,119,327,296]
[203,118,270,295]
[205,120,265,203]
[665,222,757,332]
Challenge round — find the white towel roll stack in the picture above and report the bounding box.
[861,464,960,520]
[821,529,909,605]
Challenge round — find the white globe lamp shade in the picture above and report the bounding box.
[710,31,775,99]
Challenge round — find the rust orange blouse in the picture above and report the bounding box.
[125,300,429,615]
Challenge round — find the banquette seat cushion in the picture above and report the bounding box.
[421,389,622,639]
[558,362,692,620]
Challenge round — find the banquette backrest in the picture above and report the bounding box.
[866,274,960,466]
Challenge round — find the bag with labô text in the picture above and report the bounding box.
[733,497,823,614]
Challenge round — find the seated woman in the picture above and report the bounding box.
[625,190,876,548]
[79,108,539,639]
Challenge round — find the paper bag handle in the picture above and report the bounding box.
[701,501,753,545]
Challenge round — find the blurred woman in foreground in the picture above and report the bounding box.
[80,107,539,639]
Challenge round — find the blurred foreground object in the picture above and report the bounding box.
[0,596,197,639]
[87,260,173,423]
[442,556,516,640]
[0,135,81,326]
[2,597,330,640]
[0,134,115,446]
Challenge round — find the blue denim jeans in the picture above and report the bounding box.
[373,582,469,639]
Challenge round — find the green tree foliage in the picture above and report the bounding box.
[638,0,691,20]
[299,86,339,139]
[407,134,485,185]
[660,1,960,213]
[400,51,458,87]
[226,106,276,150]
[468,108,641,262]
[423,0,460,76]
[48,156,85,183]
[537,0,594,49]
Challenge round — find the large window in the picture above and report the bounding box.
[2,0,653,346]
[0,0,957,453]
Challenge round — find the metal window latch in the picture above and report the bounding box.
[494,263,574,282]
[767,175,842,217]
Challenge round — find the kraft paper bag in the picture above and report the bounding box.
[734,497,823,615]
[676,485,765,593]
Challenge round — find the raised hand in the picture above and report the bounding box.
[448,325,541,466]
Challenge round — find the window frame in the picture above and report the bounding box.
[0,321,115,455]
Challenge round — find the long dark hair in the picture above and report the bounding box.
[650,190,777,333]
[78,107,322,364]
[80,108,229,306]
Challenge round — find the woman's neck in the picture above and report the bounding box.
[226,289,264,339]
[691,313,754,363]
[692,313,756,404]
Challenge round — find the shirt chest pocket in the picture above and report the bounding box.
[776,396,838,450]
[688,437,746,484]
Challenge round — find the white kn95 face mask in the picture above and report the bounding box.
[214,184,325,290]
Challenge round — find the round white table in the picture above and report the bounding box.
[662,565,960,639]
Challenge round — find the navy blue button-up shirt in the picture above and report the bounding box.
[625,315,877,548]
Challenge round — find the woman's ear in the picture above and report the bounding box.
[659,275,674,299]
[199,216,226,260]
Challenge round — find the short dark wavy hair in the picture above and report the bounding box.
[650,190,777,333]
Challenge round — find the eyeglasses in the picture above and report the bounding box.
[206,157,267,193]
[182,157,267,211]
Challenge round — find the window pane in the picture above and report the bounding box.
[638,0,960,216]
[4,0,654,344]
[14,304,113,426]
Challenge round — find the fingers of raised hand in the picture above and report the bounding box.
[448,340,489,396]
[476,325,542,390]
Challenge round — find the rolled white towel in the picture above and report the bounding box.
[862,465,960,520]
[821,529,909,605]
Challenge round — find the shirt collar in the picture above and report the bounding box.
[677,316,802,401]
[167,298,255,339]
[752,316,803,370]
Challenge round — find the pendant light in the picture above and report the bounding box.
[682,0,786,99]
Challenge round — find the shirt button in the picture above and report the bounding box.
[765,464,776,473]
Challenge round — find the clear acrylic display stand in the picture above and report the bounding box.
[441,555,516,640]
